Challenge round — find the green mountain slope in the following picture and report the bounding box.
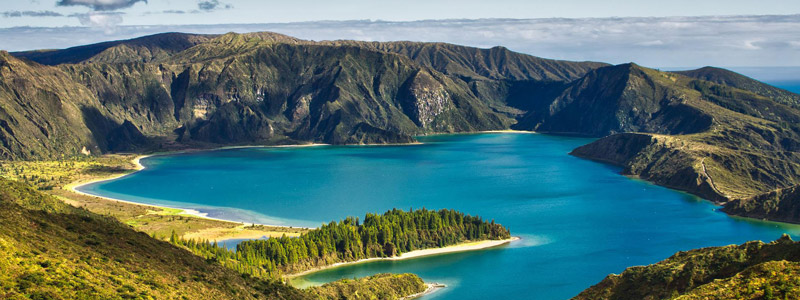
[13,32,215,65]
[0,177,306,299]
[0,51,116,159]
[329,41,607,82]
[567,64,800,216]
[1,32,605,160]
[572,235,800,300]
[516,63,713,136]
[0,176,433,299]
[675,66,800,109]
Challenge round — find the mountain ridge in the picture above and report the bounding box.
[4,31,800,223]
[2,32,605,160]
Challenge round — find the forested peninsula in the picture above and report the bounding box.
[170,208,512,278]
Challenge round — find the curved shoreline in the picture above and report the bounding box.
[64,134,533,230]
[287,237,520,280]
[66,149,321,230]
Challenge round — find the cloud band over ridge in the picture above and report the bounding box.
[1,15,799,68]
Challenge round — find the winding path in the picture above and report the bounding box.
[700,158,725,198]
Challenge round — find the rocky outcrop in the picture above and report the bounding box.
[722,186,800,224]
[187,102,274,144]
[571,133,727,203]
[399,70,453,129]
[521,64,713,136]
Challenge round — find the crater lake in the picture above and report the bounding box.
[78,133,800,299]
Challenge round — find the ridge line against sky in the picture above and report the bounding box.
[4,15,800,73]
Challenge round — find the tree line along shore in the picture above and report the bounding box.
[170,208,511,279]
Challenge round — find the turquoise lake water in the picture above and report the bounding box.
[79,133,800,299]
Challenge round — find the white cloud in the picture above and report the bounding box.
[637,40,665,47]
[742,40,763,50]
[76,12,123,34]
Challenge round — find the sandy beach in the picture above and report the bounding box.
[402,283,446,300]
[287,237,520,278]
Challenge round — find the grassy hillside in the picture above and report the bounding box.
[572,235,800,300]
[12,32,216,65]
[675,66,800,109]
[0,177,306,299]
[0,176,436,299]
[567,64,800,222]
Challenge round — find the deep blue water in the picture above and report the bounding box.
[770,81,800,94]
[79,133,800,299]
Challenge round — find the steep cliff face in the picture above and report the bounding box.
[520,64,713,136]
[722,186,800,223]
[399,70,453,129]
[2,32,605,159]
[186,102,275,144]
[0,51,103,159]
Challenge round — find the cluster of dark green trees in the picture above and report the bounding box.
[171,208,510,279]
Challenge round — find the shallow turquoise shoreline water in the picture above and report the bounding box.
[79,133,800,299]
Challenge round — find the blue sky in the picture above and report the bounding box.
[4,0,800,26]
[2,1,800,69]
